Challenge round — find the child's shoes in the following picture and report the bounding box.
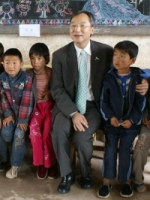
[120,183,133,197]
[48,165,58,179]
[6,166,19,179]
[36,165,48,179]
[97,184,112,198]
[134,183,147,193]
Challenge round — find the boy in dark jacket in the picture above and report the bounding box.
[97,41,146,198]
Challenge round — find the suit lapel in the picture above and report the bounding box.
[91,41,102,84]
[67,43,78,87]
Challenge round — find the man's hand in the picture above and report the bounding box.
[17,123,28,131]
[136,79,149,95]
[121,120,132,129]
[3,115,14,126]
[110,117,120,127]
[72,112,88,132]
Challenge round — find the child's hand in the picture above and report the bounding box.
[110,117,120,127]
[142,118,148,125]
[146,120,150,129]
[120,120,132,129]
[17,123,28,131]
[42,91,51,100]
[3,115,14,126]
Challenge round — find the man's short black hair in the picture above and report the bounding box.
[29,43,50,64]
[0,43,4,57]
[3,48,23,62]
[70,10,95,27]
[114,40,138,59]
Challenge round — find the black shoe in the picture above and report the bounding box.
[97,184,112,198]
[0,161,8,172]
[81,176,94,189]
[120,184,133,197]
[57,172,75,194]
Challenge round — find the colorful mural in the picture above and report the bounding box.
[0,0,150,26]
[82,0,150,25]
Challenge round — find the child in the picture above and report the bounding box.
[0,43,4,139]
[97,40,146,198]
[0,48,33,178]
[0,43,4,74]
[27,43,57,179]
[132,88,150,193]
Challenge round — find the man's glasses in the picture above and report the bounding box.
[70,24,91,30]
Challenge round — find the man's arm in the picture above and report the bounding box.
[51,52,78,117]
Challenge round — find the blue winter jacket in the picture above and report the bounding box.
[100,67,146,127]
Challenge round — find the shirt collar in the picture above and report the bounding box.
[7,69,22,81]
[74,41,91,59]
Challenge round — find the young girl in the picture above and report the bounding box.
[27,43,57,179]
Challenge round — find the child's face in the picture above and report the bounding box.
[3,55,23,77]
[113,48,136,73]
[30,53,46,72]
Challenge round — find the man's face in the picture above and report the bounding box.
[70,13,94,48]
[3,55,23,77]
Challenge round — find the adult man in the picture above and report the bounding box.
[51,11,148,194]
[51,10,113,194]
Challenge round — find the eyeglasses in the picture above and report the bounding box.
[70,24,91,30]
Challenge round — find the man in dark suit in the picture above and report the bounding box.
[51,10,113,194]
[51,10,148,194]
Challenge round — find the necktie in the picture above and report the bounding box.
[75,50,88,114]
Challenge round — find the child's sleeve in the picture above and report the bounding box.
[18,75,33,124]
[100,75,115,121]
[0,98,3,119]
[0,81,13,117]
[129,76,146,125]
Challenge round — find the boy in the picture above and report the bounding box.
[132,87,150,193]
[0,43,4,74]
[0,48,33,179]
[98,40,146,198]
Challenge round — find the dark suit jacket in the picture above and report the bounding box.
[51,40,113,119]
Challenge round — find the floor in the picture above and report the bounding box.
[1,149,150,200]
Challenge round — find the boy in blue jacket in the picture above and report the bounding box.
[97,40,146,198]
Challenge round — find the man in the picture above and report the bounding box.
[51,10,148,194]
[51,11,113,194]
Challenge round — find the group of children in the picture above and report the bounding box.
[0,42,57,180]
[0,40,150,198]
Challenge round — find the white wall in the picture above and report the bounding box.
[1,34,150,69]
